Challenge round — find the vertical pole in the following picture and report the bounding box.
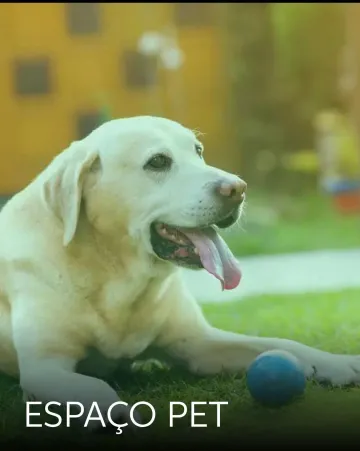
[162,25,186,123]
[342,4,360,172]
[140,3,163,116]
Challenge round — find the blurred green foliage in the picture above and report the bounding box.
[222,191,360,256]
[225,3,345,190]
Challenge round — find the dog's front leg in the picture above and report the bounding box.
[155,283,360,386]
[12,302,138,434]
[20,359,136,432]
[165,326,360,385]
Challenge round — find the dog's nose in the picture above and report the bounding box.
[216,178,247,203]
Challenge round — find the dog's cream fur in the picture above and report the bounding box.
[0,116,359,428]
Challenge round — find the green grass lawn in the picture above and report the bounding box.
[2,288,360,444]
[223,192,360,257]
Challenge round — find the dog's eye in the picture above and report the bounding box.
[145,154,172,171]
[195,144,203,158]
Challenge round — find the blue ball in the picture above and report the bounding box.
[246,350,306,407]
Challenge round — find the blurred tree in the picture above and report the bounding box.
[273,3,345,146]
[225,3,345,193]
[344,4,360,158]
[224,3,279,188]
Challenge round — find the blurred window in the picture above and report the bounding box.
[123,50,158,88]
[13,58,51,96]
[173,3,214,27]
[76,112,103,139]
[65,3,101,35]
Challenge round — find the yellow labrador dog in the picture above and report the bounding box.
[0,116,359,430]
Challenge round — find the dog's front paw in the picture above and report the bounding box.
[303,353,360,386]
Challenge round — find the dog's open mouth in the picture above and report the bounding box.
[150,222,241,290]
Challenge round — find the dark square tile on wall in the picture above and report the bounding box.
[65,2,101,35]
[122,50,158,88]
[173,3,214,27]
[76,111,104,140]
[13,57,52,96]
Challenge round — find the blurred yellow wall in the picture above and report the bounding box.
[0,3,232,194]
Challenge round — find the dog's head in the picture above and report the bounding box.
[42,116,246,290]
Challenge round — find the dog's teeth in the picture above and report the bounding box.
[158,225,189,246]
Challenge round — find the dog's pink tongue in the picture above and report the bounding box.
[180,227,242,290]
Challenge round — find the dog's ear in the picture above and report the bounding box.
[42,141,100,246]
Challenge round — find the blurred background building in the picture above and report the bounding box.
[0,2,359,258]
[0,3,232,194]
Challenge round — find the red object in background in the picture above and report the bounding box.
[333,189,360,214]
